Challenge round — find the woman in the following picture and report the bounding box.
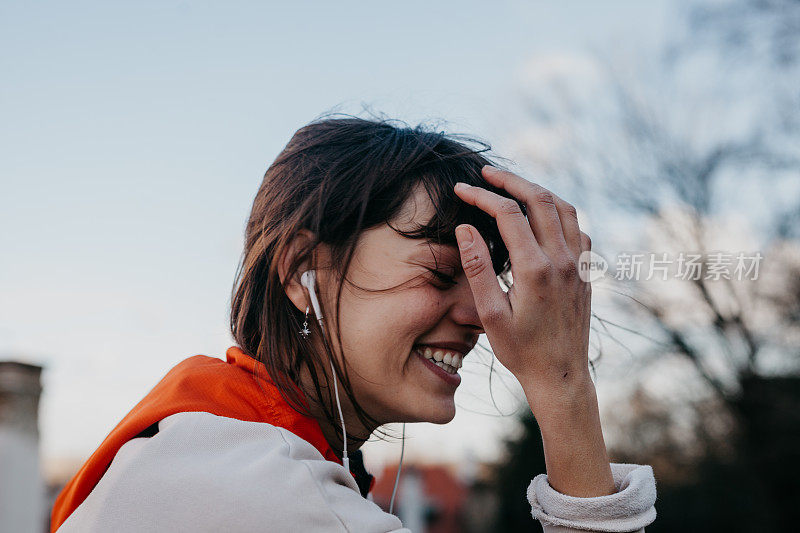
[51,117,657,532]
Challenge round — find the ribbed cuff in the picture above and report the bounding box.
[527,463,657,532]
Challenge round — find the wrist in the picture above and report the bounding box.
[520,368,597,421]
[521,373,615,497]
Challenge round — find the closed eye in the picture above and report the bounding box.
[427,268,458,288]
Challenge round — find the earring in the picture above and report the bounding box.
[299,306,311,338]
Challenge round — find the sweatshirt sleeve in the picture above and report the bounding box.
[527,463,657,532]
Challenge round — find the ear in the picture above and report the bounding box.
[278,228,318,313]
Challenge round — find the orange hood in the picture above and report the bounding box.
[51,346,373,531]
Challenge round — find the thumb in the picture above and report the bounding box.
[455,224,511,327]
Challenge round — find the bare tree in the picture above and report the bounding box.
[510,1,800,527]
[518,0,799,400]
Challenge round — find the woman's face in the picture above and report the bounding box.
[316,184,485,426]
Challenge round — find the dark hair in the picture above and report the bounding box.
[230,115,519,443]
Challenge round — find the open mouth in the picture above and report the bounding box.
[413,346,463,386]
[415,345,462,374]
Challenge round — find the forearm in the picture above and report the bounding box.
[522,372,615,498]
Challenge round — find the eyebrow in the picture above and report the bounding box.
[414,241,456,249]
[410,242,460,262]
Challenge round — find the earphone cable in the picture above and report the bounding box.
[389,422,405,515]
[302,270,350,473]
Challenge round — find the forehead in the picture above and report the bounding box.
[391,182,437,231]
[393,183,459,255]
[354,183,459,262]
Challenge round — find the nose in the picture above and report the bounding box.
[449,276,485,335]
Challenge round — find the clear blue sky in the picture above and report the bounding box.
[0,0,672,465]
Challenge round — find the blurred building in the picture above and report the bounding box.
[0,361,46,533]
[371,461,498,533]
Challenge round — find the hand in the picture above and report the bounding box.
[453,165,593,392]
[454,165,615,498]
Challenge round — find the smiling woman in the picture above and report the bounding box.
[50,116,657,532]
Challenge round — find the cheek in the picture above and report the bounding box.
[373,289,445,338]
[401,292,445,332]
[339,289,445,366]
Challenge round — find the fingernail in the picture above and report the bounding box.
[455,182,471,191]
[456,225,473,250]
[482,165,498,173]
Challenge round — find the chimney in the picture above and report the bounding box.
[0,361,45,533]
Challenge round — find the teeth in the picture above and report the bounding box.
[417,346,465,374]
[433,360,457,374]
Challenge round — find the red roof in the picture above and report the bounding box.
[371,463,469,533]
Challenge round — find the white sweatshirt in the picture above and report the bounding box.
[57,411,657,532]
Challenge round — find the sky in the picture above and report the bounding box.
[0,0,674,475]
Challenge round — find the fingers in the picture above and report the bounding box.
[580,231,592,253]
[553,196,582,260]
[455,224,511,328]
[454,182,546,277]
[481,166,580,260]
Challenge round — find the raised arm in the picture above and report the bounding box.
[453,166,656,531]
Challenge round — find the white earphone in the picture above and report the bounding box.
[300,269,405,514]
[300,270,349,472]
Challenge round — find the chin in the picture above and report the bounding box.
[422,402,456,425]
[392,388,457,424]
